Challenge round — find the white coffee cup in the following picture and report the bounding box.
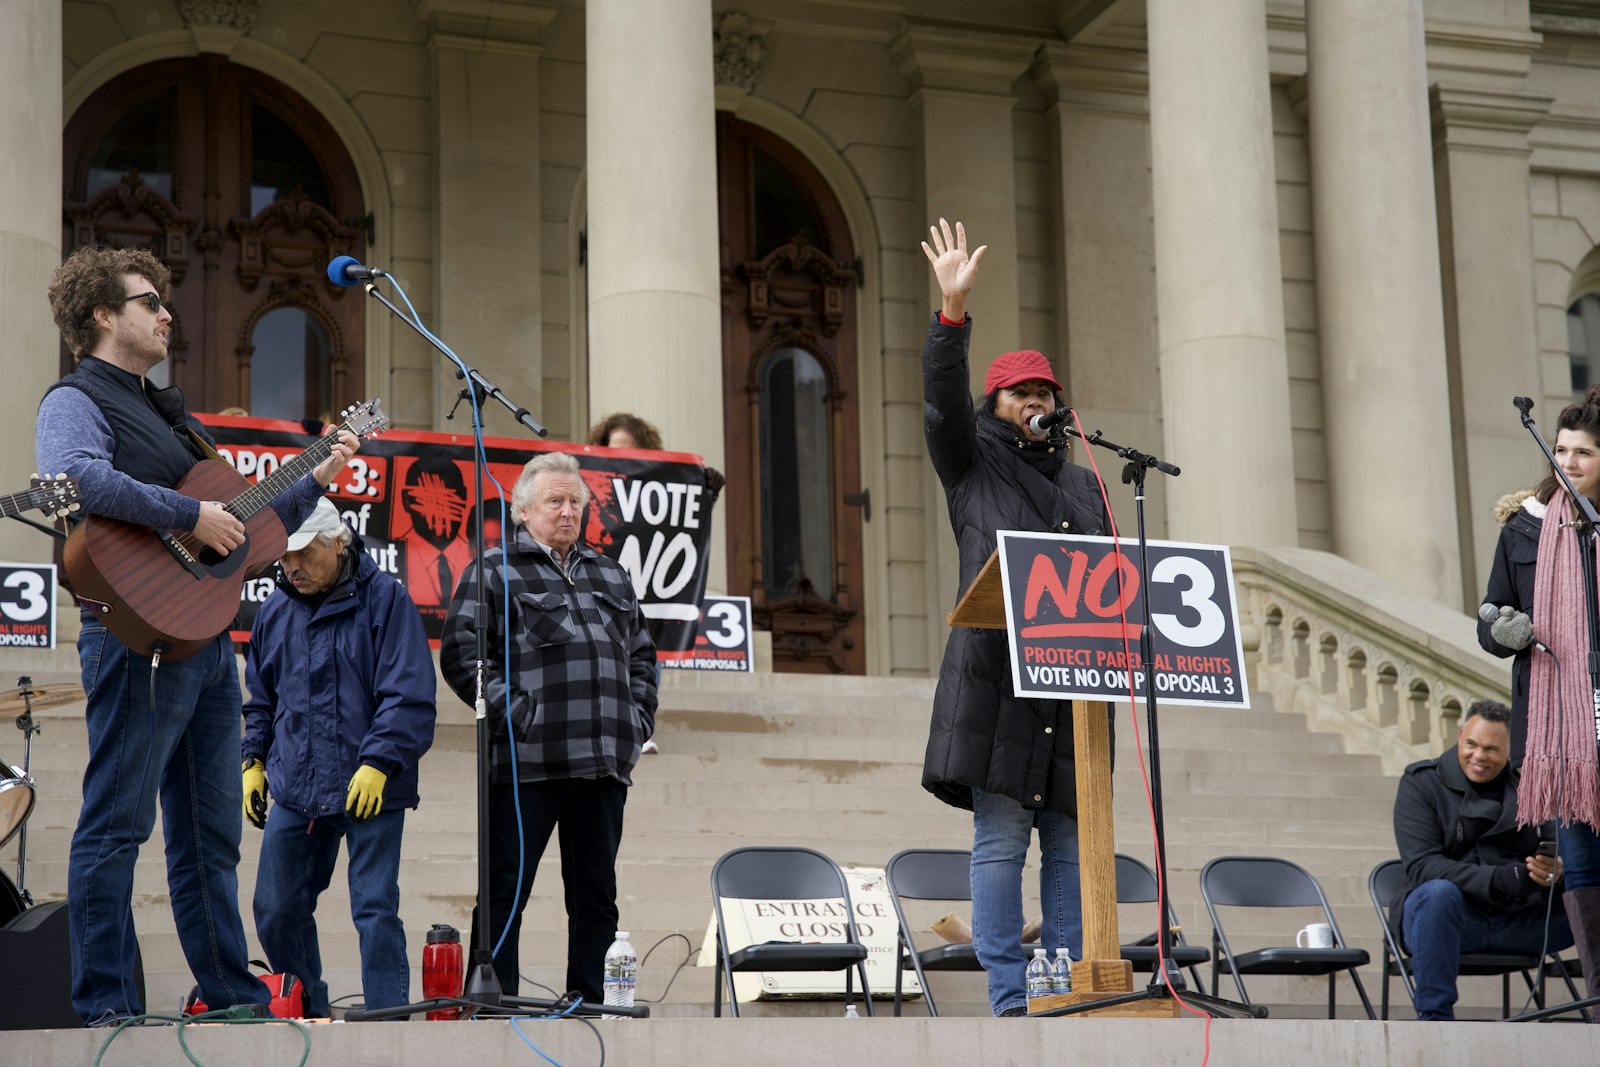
[1296,922,1335,949]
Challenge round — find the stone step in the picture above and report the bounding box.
[647,702,1319,737]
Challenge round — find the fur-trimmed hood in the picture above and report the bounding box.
[1493,488,1541,525]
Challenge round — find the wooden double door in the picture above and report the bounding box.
[61,57,367,421]
[717,118,868,675]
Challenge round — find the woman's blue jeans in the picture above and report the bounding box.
[970,788,1082,1015]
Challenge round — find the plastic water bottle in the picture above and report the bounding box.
[603,931,638,1019]
[1050,949,1073,995]
[1025,947,1052,1003]
[421,924,463,1021]
[843,1002,860,1018]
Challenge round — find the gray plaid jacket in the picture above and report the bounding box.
[440,527,657,785]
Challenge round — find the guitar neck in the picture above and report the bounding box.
[0,488,55,519]
[226,431,340,521]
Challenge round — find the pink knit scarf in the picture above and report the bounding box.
[1522,490,1600,827]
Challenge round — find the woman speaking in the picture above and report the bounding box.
[919,218,1111,1017]
[1479,382,1600,1010]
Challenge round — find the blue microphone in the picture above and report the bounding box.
[327,255,383,287]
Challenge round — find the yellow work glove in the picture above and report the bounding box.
[242,759,268,830]
[346,764,388,821]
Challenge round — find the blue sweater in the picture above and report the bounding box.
[36,384,324,533]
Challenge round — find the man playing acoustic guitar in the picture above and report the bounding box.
[34,246,358,1026]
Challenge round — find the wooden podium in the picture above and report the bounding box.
[948,551,1179,1018]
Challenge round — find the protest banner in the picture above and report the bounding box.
[662,595,754,671]
[0,563,57,649]
[196,413,715,652]
[996,531,1249,708]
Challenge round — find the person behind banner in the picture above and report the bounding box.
[1390,700,1571,1020]
[591,410,722,754]
[918,218,1112,1018]
[1477,381,1600,1012]
[439,451,658,1004]
[241,498,437,1018]
[35,245,357,1026]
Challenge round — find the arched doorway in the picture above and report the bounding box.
[62,57,367,420]
[717,117,866,675]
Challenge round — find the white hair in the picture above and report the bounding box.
[315,524,354,548]
[512,452,589,520]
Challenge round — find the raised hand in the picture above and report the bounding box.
[920,217,987,322]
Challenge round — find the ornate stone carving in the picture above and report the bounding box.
[738,236,857,337]
[178,0,259,31]
[713,12,766,92]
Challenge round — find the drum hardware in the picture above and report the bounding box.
[3,676,80,906]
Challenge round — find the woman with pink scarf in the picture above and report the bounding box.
[1478,382,1600,1011]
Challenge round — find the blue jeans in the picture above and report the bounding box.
[970,788,1082,1016]
[1401,879,1573,1020]
[1559,822,1600,891]
[254,806,409,1017]
[68,621,268,1023]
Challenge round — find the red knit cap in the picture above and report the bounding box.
[984,350,1062,395]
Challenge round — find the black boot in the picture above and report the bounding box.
[1562,887,1600,1021]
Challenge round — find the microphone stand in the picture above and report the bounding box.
[1502,395,1600,1024]
[1030,420,1261,1021]
[340,280,645,1022]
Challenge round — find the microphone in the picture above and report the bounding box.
[1513,396,1535,415]
[1479,602,1551,655]
[1027,407,1075,437]
[326,255,383,287]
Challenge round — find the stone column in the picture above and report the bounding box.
[1305,0,1462,606]
[416,1,557,436]
[894,26,1035,656]
[1032,43,1165,541]
[586,0,724,586]
[1147,0,1299,546]
[0,0,62,567]
[892,26,1035,396]
[1432,86,1553,604]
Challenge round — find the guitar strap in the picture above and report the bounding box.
[186,428,230,466]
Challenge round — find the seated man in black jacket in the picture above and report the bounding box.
[1392,699,1572,1020]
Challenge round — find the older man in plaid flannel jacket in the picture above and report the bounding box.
[440,450,658,1005]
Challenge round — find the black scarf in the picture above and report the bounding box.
[975,411,1068,479]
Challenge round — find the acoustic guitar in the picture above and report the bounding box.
[64,399,389,660]
[0,474,82,521]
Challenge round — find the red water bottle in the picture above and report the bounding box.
[422,924,463,1020]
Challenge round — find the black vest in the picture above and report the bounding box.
[46,356,207,488]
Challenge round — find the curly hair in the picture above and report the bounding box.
[1536,382,1600,504]
[587,411,663,451]
[48,246,172,360]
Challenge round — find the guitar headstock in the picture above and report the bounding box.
[29,474,83,517]
[338,398,391,440]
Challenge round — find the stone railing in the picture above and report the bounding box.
[1230,546,1511,775]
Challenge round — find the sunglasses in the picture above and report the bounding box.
[114,291,164,315]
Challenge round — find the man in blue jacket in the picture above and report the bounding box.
[242,498,437,1018]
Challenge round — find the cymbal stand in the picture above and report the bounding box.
[13,676,42,905]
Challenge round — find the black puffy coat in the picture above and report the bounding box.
[920,314,1111,815]
[1476,492,1542,761]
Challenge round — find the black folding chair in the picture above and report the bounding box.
[1367,858,1582,1019]
[884,848,979,1017]
[1115,853,1211,994]
[710,846,872,1017]
[1200,855,1375,1019]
